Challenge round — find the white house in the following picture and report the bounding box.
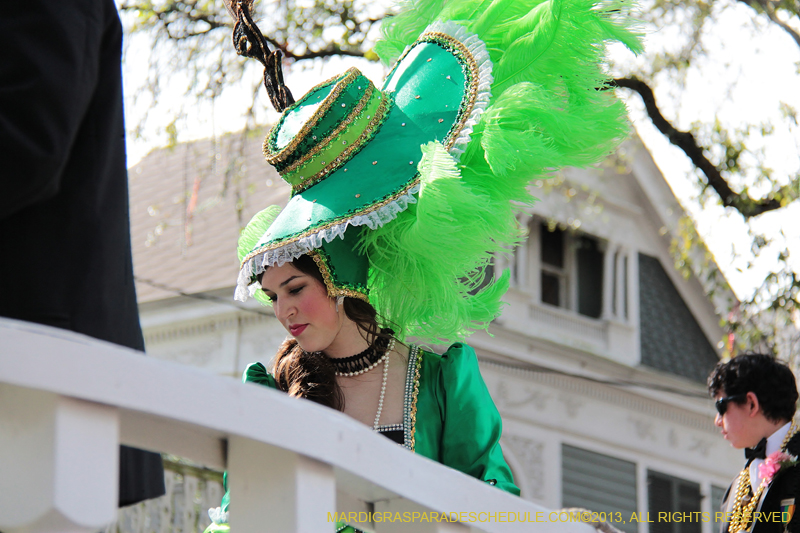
[123,128,741,533]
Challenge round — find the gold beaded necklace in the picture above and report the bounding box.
[728,421,798,533]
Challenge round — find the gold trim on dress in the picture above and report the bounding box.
[409,347,422,452]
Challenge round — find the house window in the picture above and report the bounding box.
[576,236,603,318]
[541,225,566,307]
[562,445,638,533]
[540,223,604,318]
[647,470,702,533]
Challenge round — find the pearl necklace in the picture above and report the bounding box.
[329,336,396,431]
[728,421,798,533]
[372,345,392,430]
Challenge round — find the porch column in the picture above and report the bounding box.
[0,383,119,533]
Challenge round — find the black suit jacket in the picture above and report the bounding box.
[721,434,800,533]
[0,0,164,506]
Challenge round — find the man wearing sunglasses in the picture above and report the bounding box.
[708,354,799,533]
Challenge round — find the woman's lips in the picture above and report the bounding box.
[289,324,307,336]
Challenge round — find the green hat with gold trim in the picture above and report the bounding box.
[235,0,642,343]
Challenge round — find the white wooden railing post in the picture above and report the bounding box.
[228,436,336,532]
[0,383,119,533]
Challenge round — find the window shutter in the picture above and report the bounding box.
[562,444,638,533]
[648,470,702,533]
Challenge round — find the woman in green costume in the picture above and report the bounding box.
[208,0,641,529]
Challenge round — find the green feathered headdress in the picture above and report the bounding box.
[235,0,642,344]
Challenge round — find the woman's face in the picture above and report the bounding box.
[260,262,342,353]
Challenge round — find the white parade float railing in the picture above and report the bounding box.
[0,318,597,533]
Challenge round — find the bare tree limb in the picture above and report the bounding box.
[120,2,228,39]
[737,0,800,49]
[119,1,370,60]
[613,76,792,218]
[261,34,367,60]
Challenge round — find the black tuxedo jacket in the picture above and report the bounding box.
[0,0,164,506]
[721,434,800,533]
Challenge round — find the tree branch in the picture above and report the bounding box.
[120,2,228,39]
[613,76,790,218]
[737,0,800,49]
[120,2,369,60]
[261,34,367,60]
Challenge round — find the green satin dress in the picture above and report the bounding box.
[205,343,518,532]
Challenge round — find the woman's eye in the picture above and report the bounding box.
[263,291,276,302]
[289,285,304,295]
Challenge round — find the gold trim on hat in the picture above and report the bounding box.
[280,83,377,179]
[291,92,392,195]
[417,31,481,151]
[308,250,370,302]
[263,68,361,165]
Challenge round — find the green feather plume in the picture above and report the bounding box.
[238,206,281,263]
[363,0,642,343]
[238,206,281,305]
[361,142,521,343]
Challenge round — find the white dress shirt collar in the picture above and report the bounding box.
[750,421,793,492]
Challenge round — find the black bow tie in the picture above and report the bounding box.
[745,438,768,463]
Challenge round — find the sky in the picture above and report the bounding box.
[120,3,800,305]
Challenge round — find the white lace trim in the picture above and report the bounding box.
[235,183,421,301]
[424,21,494,159]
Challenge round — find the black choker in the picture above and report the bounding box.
[329,329,394,376]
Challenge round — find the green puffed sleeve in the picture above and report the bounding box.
[243,361,278,389]
[436,343,519,496]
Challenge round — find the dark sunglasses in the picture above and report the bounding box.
[715,394,746,416]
